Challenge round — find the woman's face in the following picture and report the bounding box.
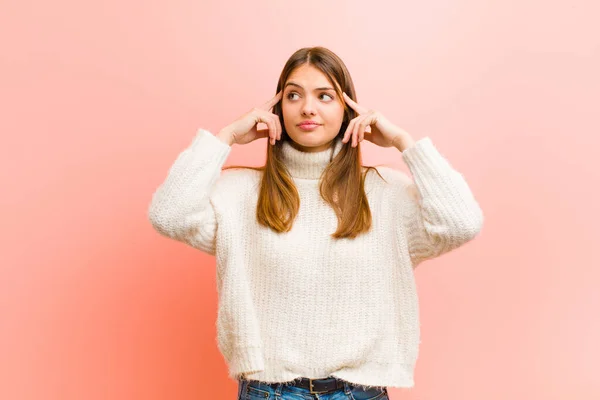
[281,64,345,153]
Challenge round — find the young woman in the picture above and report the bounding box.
[148,46,484,399]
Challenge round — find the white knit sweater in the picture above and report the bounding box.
[147,128,484,388]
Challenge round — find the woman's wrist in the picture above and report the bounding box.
[216,129,235,146]
[392,133,416,153]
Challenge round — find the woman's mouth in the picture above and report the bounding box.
[297,123,321,131]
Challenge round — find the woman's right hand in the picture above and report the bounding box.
[217,91,283,146]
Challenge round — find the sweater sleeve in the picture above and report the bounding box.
[397,136,484,267]
[147,128,232,255]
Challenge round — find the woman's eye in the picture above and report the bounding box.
[286,92,333,101]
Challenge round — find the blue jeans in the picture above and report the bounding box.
[237,378,389,400]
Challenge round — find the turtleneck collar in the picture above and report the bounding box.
[280,137,344,180]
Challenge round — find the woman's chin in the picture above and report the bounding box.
[288,135,336,152]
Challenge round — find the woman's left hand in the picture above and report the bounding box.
[342,92,412,149]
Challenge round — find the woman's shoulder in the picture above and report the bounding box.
[364,164,412,187]
[364,165,419,206]
[211,166,263,198]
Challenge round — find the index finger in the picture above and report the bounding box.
[260,90,283,111]
[342,92,367,115]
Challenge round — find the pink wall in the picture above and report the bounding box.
[1,0,599,399]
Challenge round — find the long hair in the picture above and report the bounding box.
[223,46,384,239]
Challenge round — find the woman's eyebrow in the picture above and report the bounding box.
[284,82,335,91]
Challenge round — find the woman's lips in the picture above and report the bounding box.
[297,123,321,131]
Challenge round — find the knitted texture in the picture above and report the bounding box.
[148,128,484,388]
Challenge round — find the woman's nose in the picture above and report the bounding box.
[301,99,316,116]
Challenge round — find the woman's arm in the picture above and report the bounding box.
[395,136,484,268]
[147,128,231,255]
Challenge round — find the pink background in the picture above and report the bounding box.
[1,0,599,399]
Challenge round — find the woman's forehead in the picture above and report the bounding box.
[286,65,335,87]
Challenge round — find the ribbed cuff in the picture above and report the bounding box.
[401,137,443,169]
[188,128,232,164]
